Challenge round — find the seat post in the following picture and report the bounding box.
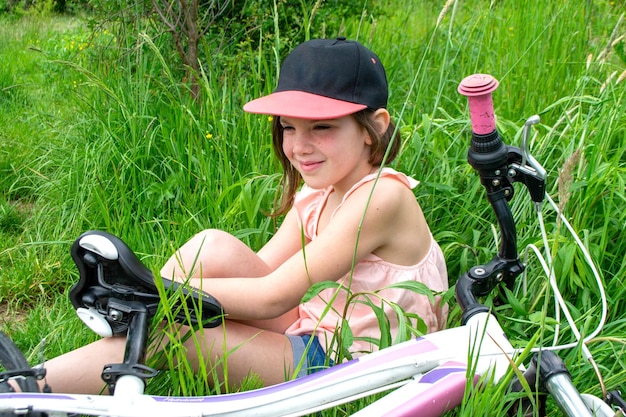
[100,299,158,393]
[122,301,151,365]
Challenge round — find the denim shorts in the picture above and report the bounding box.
[287,334,333,378]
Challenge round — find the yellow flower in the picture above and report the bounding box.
[205,132,213,139]
[268,115,273,122]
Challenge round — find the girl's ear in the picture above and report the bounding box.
[371,108,391,136]
[362,109,390,146]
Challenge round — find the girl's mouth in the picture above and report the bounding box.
[298,161,323,173]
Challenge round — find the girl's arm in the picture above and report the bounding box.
[256,207,307,271]
[189,178,420,320]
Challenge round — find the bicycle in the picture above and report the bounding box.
[1,73,624,417]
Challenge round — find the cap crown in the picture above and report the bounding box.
[275,37,388,110]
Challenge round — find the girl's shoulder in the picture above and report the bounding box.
[334,168,421,231]
[343,167,419,201]
[365,167,418,189]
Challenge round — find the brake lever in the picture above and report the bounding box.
[520,115,544,176]
[506,116,547,204]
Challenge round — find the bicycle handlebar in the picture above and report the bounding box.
[458,74,520,261]
[455,74,546,324]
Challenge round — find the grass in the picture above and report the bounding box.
[1,0,625,415]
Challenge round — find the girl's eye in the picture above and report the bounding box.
[314,124,331,131]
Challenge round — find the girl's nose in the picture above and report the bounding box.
[291,131,313,154]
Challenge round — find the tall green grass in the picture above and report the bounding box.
[1,0,625,415]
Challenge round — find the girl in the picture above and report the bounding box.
[42,37,448,394]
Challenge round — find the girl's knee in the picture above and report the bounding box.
[161,229,256,279]
[191,229,237,247]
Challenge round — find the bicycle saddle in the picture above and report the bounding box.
[69,230,223,337]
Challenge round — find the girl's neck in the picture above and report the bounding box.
[330,165,380,199]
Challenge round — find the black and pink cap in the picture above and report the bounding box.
[244,37,388,119]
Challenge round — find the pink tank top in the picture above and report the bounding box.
[284,168,448,359]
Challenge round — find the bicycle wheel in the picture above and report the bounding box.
[0,331,39,393]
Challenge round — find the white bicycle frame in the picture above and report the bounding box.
[0,310,614,417]
[0,312,518,416]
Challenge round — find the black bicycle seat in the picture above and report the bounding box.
[69,230,223,336]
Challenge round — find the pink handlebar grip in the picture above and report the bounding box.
[457,74,499,135]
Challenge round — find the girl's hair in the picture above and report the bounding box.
[270,109,402,217]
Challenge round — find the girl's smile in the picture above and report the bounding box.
[297,160,324,173]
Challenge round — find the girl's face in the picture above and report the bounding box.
[280,115,374,194]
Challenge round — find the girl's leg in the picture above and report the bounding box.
[41,336,126,394]
[160,229,272,280]
[160,229,298,333]
[41,323,295,394]
[175,321,296,387]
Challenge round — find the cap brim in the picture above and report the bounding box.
[243,91,367,120]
